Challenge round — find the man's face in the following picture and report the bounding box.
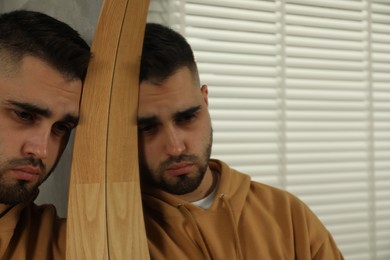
[0,56,82,204]
[138,67,213,196]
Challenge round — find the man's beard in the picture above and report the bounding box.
[0,157,47,205]
[0,179,33,205]
[141,131,212,195]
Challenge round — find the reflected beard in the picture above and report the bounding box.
[0,180,34,205]
[0,157,47,205]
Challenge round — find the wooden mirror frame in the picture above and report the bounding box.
[66,0,150,258]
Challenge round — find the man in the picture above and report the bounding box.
[138,23,344,259]
[0,10,90,259]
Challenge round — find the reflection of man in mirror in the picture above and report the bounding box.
[0,10,90,259]
[138,23,344,259]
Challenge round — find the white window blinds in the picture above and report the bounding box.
[147,1,390,259]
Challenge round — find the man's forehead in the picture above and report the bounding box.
[0,56,82,123]
[0,50,21,78]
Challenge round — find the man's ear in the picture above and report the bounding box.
[200,84,209,106]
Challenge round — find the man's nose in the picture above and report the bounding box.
[164,127,185,156]
[21,127,50,159]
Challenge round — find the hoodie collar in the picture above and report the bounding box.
[0,190,39,231]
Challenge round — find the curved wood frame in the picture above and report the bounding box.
[66,0,150,258]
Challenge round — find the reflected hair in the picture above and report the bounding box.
[0,10,91,81]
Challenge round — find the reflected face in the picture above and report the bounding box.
[138,67,213,195]
[0,56,82,204]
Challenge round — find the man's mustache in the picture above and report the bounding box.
[159,155,198,170]
[2,157,46,174]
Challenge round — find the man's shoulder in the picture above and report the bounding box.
[23,202,66,248]
[22,202,65,226]
[211,158,302,202]
[249,178,308,207]
[0,201,66,260]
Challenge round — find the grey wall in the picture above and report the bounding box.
[1,0,102,43]
[1,0,103,217]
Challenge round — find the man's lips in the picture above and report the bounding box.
[165,162,194,176]
[10,166,40,182]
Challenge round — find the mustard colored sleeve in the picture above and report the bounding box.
[313,232,344,260]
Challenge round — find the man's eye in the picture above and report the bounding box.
[176,113,196,124]
[138,125,157,135]
[53,123,73,136]
[15,111,34,122]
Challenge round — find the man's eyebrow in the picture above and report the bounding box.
[137,106,202,125]
[174,105,201,118]
[6,100,79,126]
[7,100,51,117]
[63,114,79,126]
[137,115,158,126]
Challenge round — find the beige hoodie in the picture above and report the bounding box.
[0,193,65,260]
[141,159,344,260]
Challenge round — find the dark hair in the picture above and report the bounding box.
[0,10,91,81]
[140,23,198,84]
